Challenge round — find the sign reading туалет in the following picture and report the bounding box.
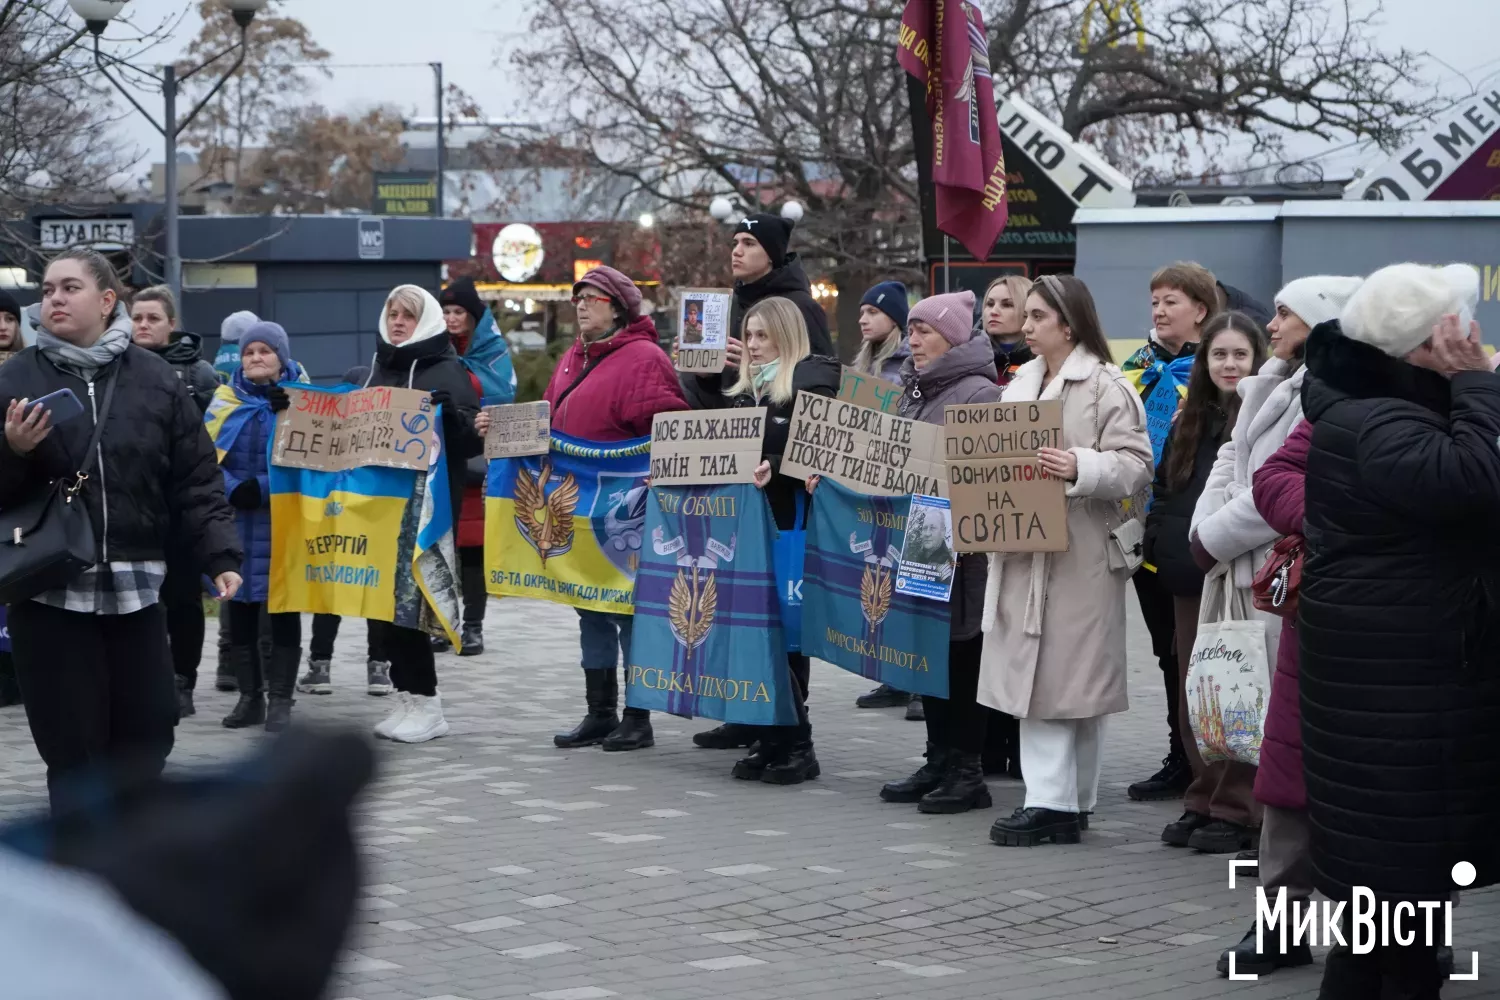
[274,386,434,474]
[943,400,1068,553]
[649,409,766,486]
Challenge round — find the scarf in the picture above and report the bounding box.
[750,357,781,397]
[30,303,131,377]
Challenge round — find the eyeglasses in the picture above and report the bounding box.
[572,294,611,306]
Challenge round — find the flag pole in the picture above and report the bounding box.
[943,235,951,293]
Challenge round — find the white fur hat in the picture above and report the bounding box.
[1274,275,1363,328]
[1339,263,1479,359]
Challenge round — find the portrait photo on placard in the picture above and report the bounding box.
[895,495,955,602]
[679,292,728,351]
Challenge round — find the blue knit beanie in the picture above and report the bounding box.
[860,281,909,331]
[240,321,293,378]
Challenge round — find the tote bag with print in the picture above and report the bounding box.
[1186,566,1271,766]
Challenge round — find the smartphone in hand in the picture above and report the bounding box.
[24,388,85,425]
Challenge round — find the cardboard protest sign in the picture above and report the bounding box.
[483,400,551,459]
[649,408,766,486]
[947,458,1068,552]
[895,494,955,601]
[781,392,945,497]
[838,367,904,414]
[942,400,1062,459]
[674,288,733,374]
[273,385,433,473]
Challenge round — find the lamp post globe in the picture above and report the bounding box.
[66,0,127,33]
[222,0,268,27]
[780,200,805,223]
[709,196,734,222]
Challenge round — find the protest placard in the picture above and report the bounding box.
[942,400,1062,459]
[838,367,904,414]
[483,400,551,459]
[273,385,433,473]
[895,494,955,601]
[781,392,945,497]
[649,408,766,486]
[674,288,733,374]
[947,457,1068,553]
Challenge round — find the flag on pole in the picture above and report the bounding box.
[897,0,1009,260]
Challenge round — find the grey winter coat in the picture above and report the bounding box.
[897,332,1001,641]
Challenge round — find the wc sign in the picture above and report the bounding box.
[358,218,385,260]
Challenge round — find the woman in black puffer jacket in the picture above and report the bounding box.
[362,285,483,746]
[0,249,240,813]
[683,295,839,784]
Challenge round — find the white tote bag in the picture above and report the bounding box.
[1185,565,1271,767]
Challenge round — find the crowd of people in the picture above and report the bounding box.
[1,215,1497,999]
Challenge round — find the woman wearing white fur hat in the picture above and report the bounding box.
[1299,263,1499,999]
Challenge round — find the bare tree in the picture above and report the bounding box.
[249,104,406,214]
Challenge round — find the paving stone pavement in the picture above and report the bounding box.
[0,596,1494,1000]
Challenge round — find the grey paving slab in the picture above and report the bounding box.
[0,592,1493,999]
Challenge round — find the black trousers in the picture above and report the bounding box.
[226,602,301,697]
[372,622,437,697]
[9,601,176,814]
[764,652,812,743]
[161,563,206,688]
[309,614,389,663]
[459,545,487,627]
[1320,933,1443,999]
[1132,567,1181,758]
[924,635,987,754]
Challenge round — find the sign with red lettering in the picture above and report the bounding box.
[273,386,433,473]
[947,457,1068,553]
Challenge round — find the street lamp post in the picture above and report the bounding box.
[68,0,269,304]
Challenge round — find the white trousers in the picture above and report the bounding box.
[1019,716,1107,813]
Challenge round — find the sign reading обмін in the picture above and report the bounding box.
[273,386,434,473]
[649,409,766,486]
[781,392,945,497]
[944,400,1068,553]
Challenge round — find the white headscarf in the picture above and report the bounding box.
[378,285,447,346]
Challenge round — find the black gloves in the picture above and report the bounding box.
[427,389,452,411]
[229,479,262,511]
[267,386,291,413]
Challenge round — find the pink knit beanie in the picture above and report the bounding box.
[907,290,975,346]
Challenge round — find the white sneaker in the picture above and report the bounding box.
[374,692,411,740]
[389,692,450,744]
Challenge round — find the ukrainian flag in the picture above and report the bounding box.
[203,382,265,463]
[485,432,650,615]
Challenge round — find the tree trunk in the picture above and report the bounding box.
[832,265,878,364]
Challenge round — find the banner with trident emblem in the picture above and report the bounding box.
[801,479,951,697]
[624,484,799,726]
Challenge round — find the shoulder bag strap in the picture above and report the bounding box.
[72,365,120,482]
[553,344,625,412]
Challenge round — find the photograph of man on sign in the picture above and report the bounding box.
[681,299,705,345]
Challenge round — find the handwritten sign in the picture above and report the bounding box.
[838,367,904,414]
[943,400,1062,459]
[649,408,766,485]
[675,287,733,374]
[273,386,433,473]
[483,400,551,459]
[781,392,945,497]
[947,458,1068,553]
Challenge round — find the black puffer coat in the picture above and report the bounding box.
[688,355,840,530]
[0,343,240,579]
[148,333,220,415]
[1300,322,1500,902]
[363,333,482,526]
[1144,406,1227,597]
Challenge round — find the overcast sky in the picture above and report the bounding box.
[103,0,1500,185]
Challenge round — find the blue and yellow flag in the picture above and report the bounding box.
[624,485,799,726]
[485,432,650,615]
[203,382,266,463]
[1122,353,1194,466]
[801,479,950,698]
[268,387,461,646]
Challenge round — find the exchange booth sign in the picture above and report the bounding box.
[944,400,1068,553]
[649,409,766,486]
[782,392,946,497]
[274,386,434,473]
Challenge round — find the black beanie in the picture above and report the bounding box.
[735,213,794,269]
[0,289,20,324]
[438,277,485,326]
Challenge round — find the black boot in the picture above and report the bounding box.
[458,623,484,657]
[554,669,620,748]
[601,708,654,752]
[1127,751,1192,801]
[1188,819,1256,854]
[919,751,991,814]
[222,647,265,729]
[1216,922,1313,978]
[175,674,196,719]
[904,695,925,721]
[761,740,819,784]
[692,722,760,749]
[214,616,237,692]
[430,634,452,653]
[880,743,949,803]
[732,739,784,780]
[264,646,300,732]
[856,683,910,708]
[1162,810,1212,847]
[989,806,1082,846]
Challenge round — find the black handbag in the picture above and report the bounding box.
[0,371,118,603]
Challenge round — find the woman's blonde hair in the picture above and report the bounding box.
[851,299,905,378]
[386,286,427,322]
[725,296,810,405]
[982,275,1032,334]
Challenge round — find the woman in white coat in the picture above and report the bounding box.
[1184,275,1362,856]
[980,274,1154,848]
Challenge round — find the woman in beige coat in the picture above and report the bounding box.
[979,274,1153,848]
